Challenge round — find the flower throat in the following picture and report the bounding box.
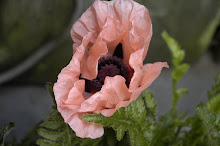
[85,44,130,93]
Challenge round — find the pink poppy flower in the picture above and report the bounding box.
[54,0,168,139]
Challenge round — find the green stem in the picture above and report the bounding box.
[172,79,178,106]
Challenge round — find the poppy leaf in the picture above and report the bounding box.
[82,92,156,145]
[162,31,190,106]
[196,107,220,145]
[0,122,14,145]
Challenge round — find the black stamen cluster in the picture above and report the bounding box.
[88,56,130,92]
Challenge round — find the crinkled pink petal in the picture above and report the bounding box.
[98,62,169,117]
[71,1,109,45]
[129,4,152,59]
[80,75,131,116]
[97,62,169,117]
[71,0,152,66]
[61,80,85,112]
[113,0,152,65]
[68,113,104,139]
[101,100,130,117]
[113,0,146,24]
[53,33,92,122]
[81,16,126,80]
[130,62,169,102]
[128,48,144,92]
[81,36,108,80]
[100,16,126,55]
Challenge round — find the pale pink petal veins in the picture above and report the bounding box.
[128,48,144,92]
[112,0,152,66]
[61,80,85,113]
[81,16,128,80]
[80,75,131,116]
[71,0,152,66]
[53,33,92,122]
[129,5,152,58]
[71,1,109,45]
[130,62,169,102]
[101,63,169,118]
[68,113,104,139]
[100,16,126,55]
[81,36,108,80]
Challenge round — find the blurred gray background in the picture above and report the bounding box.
[0,0,220,141]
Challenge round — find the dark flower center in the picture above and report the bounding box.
[98,64,120,83]
[84,44,131,93]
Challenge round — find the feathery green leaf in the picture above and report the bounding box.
[46,82,56,104]
[82,92,156,146]
[150,31,191,145]
[207,94,220,113]
[0,123,14,146]
[207,73,220,113]
[208,73,220,99]
[162,31,189,106]
[196,107,220,145]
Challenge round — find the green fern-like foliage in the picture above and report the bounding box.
[207,73,220,113]
[180,115,208,146]
[196,107,220,145]
[162,31,189,106]
[0,123,14,146]
[82,91,157,146]
[37,110,82,146]
[208,73,220,99]
[37,83,102,146]
[180,73,220,146]
[207,94,220,113]
[147,31,194,146]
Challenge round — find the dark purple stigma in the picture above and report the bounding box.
[98,64,121,83]
[85,56,130,92]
